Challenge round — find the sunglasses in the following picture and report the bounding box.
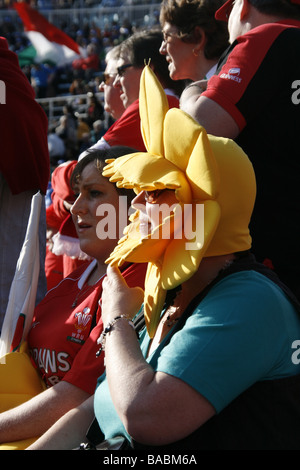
[144,189,166,204]
[100,72,117,85]
[117,63,134,77]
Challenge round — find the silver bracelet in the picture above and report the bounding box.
[96,314,135,357]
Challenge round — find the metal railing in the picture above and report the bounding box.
[2,3,161,127]
[0,4,161,30]
[37,91,104,125]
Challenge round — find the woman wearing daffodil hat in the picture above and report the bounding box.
[28,66,300,451]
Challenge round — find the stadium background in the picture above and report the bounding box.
[0,1,161,163]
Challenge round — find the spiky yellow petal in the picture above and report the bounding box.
[103,65,255,338]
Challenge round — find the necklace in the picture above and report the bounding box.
[71,283,96,308]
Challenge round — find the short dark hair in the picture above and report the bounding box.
[71,146,137,203]
[119,28,185,95]
[160,0,229,60]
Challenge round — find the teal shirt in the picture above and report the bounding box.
[94,271,300,439]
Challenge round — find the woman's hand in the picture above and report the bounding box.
[101,264,144,325]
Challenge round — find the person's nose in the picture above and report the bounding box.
[71,194,87,216]
[113,74,121,88]
[159,40,167,55]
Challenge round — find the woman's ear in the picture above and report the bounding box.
[191,26,205,56]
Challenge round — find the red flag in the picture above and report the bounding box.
[14,2,80,55]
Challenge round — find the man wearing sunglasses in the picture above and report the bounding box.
[80,29,184,160]
[99,45,125,123]
[180,0,300,303]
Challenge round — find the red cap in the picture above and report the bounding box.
[215,0,300,21]
[215,0,235,21]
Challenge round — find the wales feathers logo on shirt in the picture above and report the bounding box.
[75,307,92,329]
[67,307,93,345]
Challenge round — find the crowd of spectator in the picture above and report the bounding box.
[0,0,156,11]
[0,2,159,167]
[0,0,129,10]
[47,93,108,166]
[0,9,135,69]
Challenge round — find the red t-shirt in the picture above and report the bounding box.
[103,94,180,151]
[202,19,300,276]
[28,260,147,394]
[203,20,300,131]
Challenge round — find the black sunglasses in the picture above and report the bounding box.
[117,63,134,77]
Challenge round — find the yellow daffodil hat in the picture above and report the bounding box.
[103,65,256,337]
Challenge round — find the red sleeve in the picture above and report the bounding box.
[62,262,147,394]
[103,95,179,151]
[103,100,146,151]
[203,23,295,131]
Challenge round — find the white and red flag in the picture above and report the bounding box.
[13,2,83,66]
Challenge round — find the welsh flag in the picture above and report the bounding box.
[13,2,83,67]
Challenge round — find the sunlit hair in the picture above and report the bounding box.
[105,43,121,62]
[159,0,229,60]
[118,28,186,96]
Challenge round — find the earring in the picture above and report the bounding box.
[193,47,202,57]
